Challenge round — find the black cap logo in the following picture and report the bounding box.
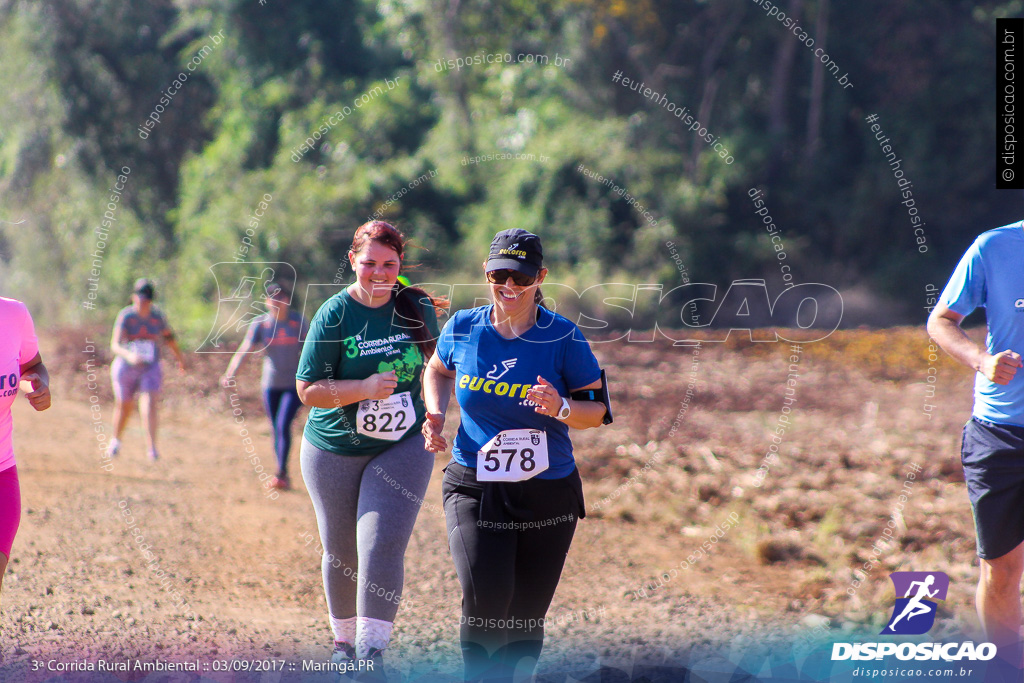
[487,229,543,276]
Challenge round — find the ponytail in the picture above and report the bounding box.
[393,282,448,360]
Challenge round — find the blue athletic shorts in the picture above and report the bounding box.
[961,417,1024,560]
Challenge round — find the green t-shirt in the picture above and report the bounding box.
[296,288,440,456]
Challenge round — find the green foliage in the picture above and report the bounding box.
[0,0,1017,339]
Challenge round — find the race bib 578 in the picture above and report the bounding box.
[477,429,549,482]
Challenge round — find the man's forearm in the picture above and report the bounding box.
[927,314,984,372]
[21,359,49,387]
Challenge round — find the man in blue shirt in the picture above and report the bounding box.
[928,222,1024,661]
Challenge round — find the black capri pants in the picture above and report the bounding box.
[441,461,585,682]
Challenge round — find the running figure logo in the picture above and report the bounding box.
[486,359,517,380]
[880,571,949,635]
[196,262,296,352]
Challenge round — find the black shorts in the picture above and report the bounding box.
[961,417,1024,560]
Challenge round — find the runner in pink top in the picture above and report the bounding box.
[0,296,51,614]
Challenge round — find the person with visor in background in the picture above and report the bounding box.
[221,281,308,490]
[108,278,187,461]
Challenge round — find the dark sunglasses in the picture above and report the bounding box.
[486,269,536,287]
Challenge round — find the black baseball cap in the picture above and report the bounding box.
[265,281,291,300]
[133,278,155,299]
[486,229,543,277]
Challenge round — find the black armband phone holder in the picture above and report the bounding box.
[570,369,613,424]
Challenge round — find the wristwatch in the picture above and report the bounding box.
[556,397,572,420]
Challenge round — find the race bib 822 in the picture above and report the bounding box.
[356,391,415,441]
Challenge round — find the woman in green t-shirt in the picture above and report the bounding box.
[295,221,441,679]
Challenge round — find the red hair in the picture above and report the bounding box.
[350,221,405,259]
[349,221,447,358]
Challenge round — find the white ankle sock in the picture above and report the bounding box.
[330,614,357,646]
[356,616,393,658]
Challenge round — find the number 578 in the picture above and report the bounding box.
[482,448,535,472]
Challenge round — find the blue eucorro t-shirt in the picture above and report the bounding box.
[436,305,602,479]
[939,222,1024,426]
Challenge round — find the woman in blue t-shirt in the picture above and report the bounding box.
[422,229,610,682]
[221,282,308,490]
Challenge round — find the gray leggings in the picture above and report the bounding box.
[300,436,434,622]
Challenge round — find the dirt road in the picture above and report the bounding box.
[0,328,983,681]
